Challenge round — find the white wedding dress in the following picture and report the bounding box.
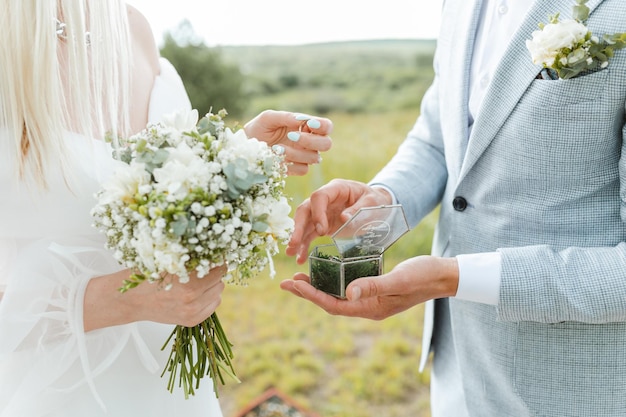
[0,59,223,417]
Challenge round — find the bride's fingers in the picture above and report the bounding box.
[289,130,333,153]
[285,162,311,176]
[284,147,322,166]
[197,281,224,319]
[275,144,321,176]
[292,113,334,136]
[175,278,225,327]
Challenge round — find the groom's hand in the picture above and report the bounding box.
[279,256,459,320]
[286,179,393,263]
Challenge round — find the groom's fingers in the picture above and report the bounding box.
[282,273,367,316]
[281,273,407,320]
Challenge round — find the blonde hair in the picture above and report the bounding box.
[0,0,132,185]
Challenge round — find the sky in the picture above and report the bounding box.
[125,1,443,46]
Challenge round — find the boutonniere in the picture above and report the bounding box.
[526,0,626,79]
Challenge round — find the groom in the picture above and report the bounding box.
[281,0,626,416]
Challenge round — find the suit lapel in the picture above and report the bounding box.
[445,0,484,179]
[457,0,606,182]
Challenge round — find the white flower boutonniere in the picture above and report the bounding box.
[526,0,626,79]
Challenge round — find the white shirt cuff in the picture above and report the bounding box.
[454,252,501,305]
[372,184,502,305]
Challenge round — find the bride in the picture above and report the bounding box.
[0,2,332,416]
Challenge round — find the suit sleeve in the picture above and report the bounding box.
[369,61,449,228]
[496,100,626,324]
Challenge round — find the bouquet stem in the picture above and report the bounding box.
[161,312,240,398]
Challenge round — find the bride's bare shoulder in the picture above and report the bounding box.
[125,4,161,132]
[126,4,160,75]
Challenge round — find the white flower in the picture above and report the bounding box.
[191,202,203,214]
[222,128,270,166]
[99,161,150,205]
[167,141,201,166]
[155,218,166,229]
[526,19,589,66]
[269,197,294,237]
[161,109,199,132]
[134,221,157,271]
[253,196,294,241]
[153,143,210,199]
[224,224,235,235]
[138,184,152,195]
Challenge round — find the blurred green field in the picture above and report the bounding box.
[221,40,436,119]
[217,109,438,417]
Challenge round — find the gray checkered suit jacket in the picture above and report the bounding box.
[371,0,626,415]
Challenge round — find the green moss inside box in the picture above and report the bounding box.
[309,205,409,299]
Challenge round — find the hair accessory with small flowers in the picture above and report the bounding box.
[526,0,626,80]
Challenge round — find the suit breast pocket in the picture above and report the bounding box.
[498,67,620,179]
[518,69,611,121]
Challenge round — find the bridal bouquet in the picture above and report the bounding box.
[526,0,626,79]
[91,108,293,398]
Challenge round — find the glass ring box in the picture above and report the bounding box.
[309,204,409,298]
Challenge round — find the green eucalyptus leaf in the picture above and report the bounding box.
[153,148,170,164]
[170,215,189,237]
[567,48,586,64]
[223,158,268,199]
[196,116,211,135]
[572,1,589,22]
[548,13,560,25]
[263,156,276,173]
[605,33,626,49]
[135,151,152,164]
[136,138,148,153]
[252,220,269,233]
[117,148,132,164]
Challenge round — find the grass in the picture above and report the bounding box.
[216,109,438,417]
